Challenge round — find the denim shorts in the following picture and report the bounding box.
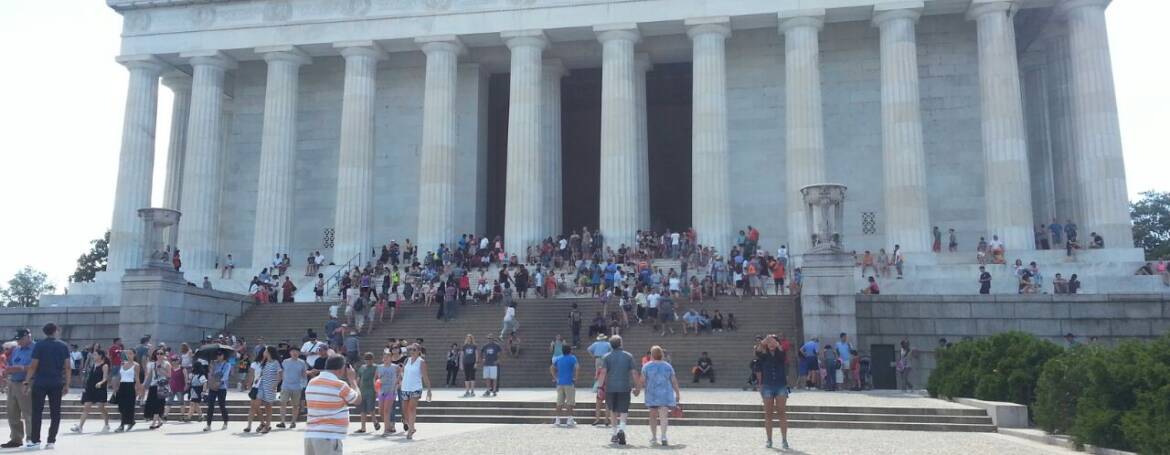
[760,385,790,399]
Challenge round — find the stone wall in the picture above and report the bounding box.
[0,306,120,348]
[856,293,1170,387]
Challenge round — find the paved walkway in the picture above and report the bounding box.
[34,420,1078,454]
[15,388,1076,454]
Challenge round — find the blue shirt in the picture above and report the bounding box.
[8,345,33,381]
[554,354,578,386]
[641,361,677,407]
[31,337,71,387]
[757,350,788,387]
[801,340,819,358]
[836,341,853,364]
[588,341,612,358]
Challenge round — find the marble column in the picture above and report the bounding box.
[1023,64,1057,225]
[1061,0,1133,246]
[161,73,191,213]
[415,36,463,254]
[595,24,641,249]
[635,53,651,231]
[502,30,548,257]
[177,51,235,272]
[873,6,932,253]
[968,1,1034,251]
[542,59,567,236]
[687,17,733,254]
[1045,27,1081,224]
[107,55,165,276]
[252,46,310,269]
[332,42,385,265]
[780,11,827,255]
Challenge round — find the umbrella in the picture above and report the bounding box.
[195,343,236,360]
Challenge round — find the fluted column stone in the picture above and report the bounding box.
[969,1,1034,250]
[415,36,464,254]
[107,55,165,275]
[873,6,932,253]
[1061,0,1133,246]
[687,17,733,254]
[161,73,191,213]
[332,42,384,264]
[177,51,236,272]
[780,11,828,255]
[1045,26,1081,224]
[502,30,548,257]
[595,24,641,249]
[542,59,567,236]
[252,46,310,268]
[634,53,651,231]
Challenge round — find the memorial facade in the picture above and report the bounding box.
[102,0,1132,276]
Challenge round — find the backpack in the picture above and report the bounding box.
[353,297,365,313]
[824,349,838,368]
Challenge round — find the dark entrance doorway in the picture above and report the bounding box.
[646,62,692,232]
[483,63,693,238]
[870,344,898,390]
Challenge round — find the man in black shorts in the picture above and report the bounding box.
[597,335,640,445]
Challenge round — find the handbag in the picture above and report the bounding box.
[154,367,172,399]
[670,405,684,419]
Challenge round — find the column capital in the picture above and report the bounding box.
[685,16,731,39]
[594,23,641,44]
[415,35,466,56]
[966,0,1016,21]
[256,45,312,65]
[334,41,387,60]
[502,29,549,50]
[160,71,192,91]
[1057,0,1110,15]
[543,58,568,78]
[778,9,826,34]
[872,2,923,27]
[115,54,166,73]
[180,50,237,70]
[635,53,652,73]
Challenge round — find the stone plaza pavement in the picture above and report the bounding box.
[30,419,1078,455]
[16,388,1077,454]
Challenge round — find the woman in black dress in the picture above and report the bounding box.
[70,350,110,433]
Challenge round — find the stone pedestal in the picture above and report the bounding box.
[798,184,857,344]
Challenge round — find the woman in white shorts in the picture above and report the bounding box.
[400,344,432,440]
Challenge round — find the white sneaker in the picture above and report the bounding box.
[101,424,110,433]
[566,419,576,427]
[552,419,561,427]
[43,443,54,450]
[69,424,81,433]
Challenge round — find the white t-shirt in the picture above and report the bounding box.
[647,293,660,309]
[778,247,788,259]
[504,306,515,322]
[315,254,325,265]
[480,238,489,250]
[559,239,568,250]
[671,233,680,245]
[329,304,340,319]
[668,277,681,291]
[250,362,262,387]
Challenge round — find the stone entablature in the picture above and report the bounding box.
[112,0,1058,57]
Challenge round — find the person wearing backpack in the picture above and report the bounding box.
[821,345,838,392]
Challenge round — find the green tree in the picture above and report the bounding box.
[1131,190,1170,260]
[69,230,109,283]
[0,266,56,308]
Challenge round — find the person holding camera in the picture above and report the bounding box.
[756,335,790,450]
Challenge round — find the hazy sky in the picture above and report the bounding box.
[0,0,1166,291]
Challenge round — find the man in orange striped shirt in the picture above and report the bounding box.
[304,355,360,455]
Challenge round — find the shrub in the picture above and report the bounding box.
[927,331,1062,410]
[1034,345,1102,434]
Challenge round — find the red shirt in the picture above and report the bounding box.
[108,345,123,367]
[748,228,760,242]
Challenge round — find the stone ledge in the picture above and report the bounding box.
[952,397,1027,428]
[997,428,1137,455]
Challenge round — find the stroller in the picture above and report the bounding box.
[742,357,759,391]
[858,354,873,390]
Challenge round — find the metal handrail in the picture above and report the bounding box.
[323,252,361,300]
